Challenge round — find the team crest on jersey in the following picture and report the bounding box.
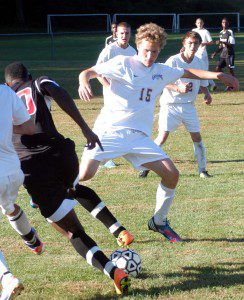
[152,74,163,80]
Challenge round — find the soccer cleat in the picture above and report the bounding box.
[117,230,134,247]
[28,242,45,255]
[25,228,45,255]
[148,217,182,243]
[199,171,212,178]
[104,160,117,169]
[113,268,131,295]
[0,276,24,300]
[138,170,150,178]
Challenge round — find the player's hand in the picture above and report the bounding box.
[204,93,212,105]
[216,40,220,45]
[217,73,239,92]
[178,82,191,93]
[83,127,104,151]
[78,82,93,102]
[210,53,215,59]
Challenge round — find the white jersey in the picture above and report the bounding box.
[0,85,30,177]
[192,28,212,59]
[92,55,184,136]
[97,42,137,98]
[160,53,208,105]
[97,42,137,65]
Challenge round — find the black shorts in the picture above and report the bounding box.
[217,55,235,69]
[21,138,79,219]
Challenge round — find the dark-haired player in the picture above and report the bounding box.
[4,62,133,295]
[139,31,212,179]
[211,18,235,82]
[105,21,117,47]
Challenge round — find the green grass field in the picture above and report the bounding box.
[0,33,243,299]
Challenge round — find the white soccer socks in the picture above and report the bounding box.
[7,209,32,236]
[154,183,175,226]
[193,141,206,173]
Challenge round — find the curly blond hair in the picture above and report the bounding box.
[135,23,167,49]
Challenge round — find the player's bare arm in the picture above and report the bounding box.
[78,68,99,101]
[200,86,212,105]
[13,119,36,135]
[97,76,110,88]
[166,82,191,94]
[44,81,103,150]
[201,41,213,47]
[183,69,239,91]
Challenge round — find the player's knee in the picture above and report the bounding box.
[172,169,180,185]
[161,168,179,189]
[79,170,95,181]
[169,168,179,187]
[74,184,99,201]
[1,203,16,216]
[61,220,84,239]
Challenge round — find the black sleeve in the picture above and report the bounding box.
[35,76,60,97]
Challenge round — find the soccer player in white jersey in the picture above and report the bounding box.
[97,21,137,168]
[0,84,45,299]
[192,18,217,91]
[78,23,238,243]
[139,31,212,179]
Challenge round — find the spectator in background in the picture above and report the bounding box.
[192,18,217,92]
[211,18,236,90]
[0,84,45,300]
[105,21,117,47]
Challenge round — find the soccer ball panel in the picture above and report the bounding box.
[122,250,133,260]
[110,249,142,278]
[132,253,141,264]
[116,257,128,269]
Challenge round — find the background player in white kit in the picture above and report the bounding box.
[97,21,137,168]
[78,23,238,243]
[0,85,44,300]
[192,18,217,91]
[139,31,212,179]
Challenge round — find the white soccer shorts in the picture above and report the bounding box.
[0,170,24,215]
[81,128,168,170]
[158,103,200,133]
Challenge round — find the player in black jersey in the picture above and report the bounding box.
[105,21,117,47]
[4,62,133,295]
[211,18,235,79]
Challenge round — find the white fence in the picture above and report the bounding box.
[0,12,241,36]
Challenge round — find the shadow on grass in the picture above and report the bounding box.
[136,237,244,244]
[87,262,244,299]
[209,159,244,163]
[183,238,244,242]
[214,102,244,106]
[135,263,244,297]
[173,158,244,164]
